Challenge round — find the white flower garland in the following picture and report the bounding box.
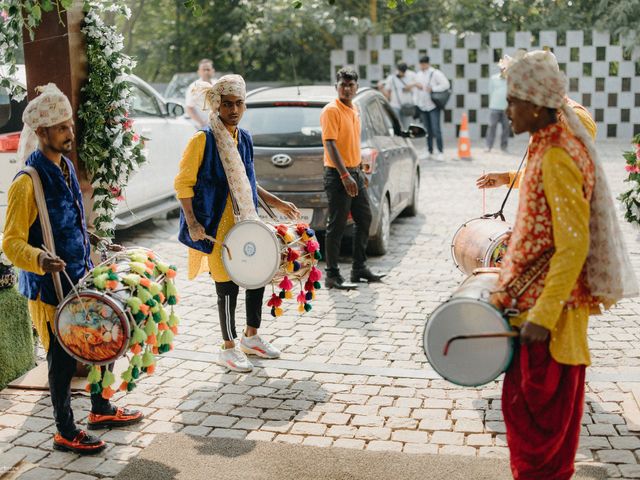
[0,0,146,237]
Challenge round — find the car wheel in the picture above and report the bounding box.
[402,172,420,217]
[368,196,390,256]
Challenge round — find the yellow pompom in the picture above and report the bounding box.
[287,262,294,272]
[285,290,293,299]
[298,304,305,313]
[274,307,283,317]
[284,233,294,243]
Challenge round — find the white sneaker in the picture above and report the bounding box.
[240,334,281,359]
[435,152,445,161]
[218,346,253,372]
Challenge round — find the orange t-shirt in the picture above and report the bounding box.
[320,99,361,168]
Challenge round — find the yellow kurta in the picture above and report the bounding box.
[174,130,239,282]
[2,174,56,351]
[509,148,591,366]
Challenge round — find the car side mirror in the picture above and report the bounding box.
[401,124,426,139]
[166,102,185,117]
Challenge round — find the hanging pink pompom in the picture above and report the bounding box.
[297,291,306,303]
[309,266,322,282]
[279,276,294,291]
[305,240,319,253]
[267,293,282,307]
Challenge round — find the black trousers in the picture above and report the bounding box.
[47,324,113,439]
[324,167,372,277]
[215,281,265,341]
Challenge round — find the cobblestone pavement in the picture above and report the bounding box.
[2,139,640,479]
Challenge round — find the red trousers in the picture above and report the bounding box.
[502,341,586,480]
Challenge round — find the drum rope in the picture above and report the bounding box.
[482,148,528,221]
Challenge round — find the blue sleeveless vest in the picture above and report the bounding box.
[178,127,259,254]
[17,150,92,306]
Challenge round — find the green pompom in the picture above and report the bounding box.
[127,381,136,392]
[315,251,322,260]
[304,303,312,312]
[90,383,102,394]
[313,281,321,289]
[132,366,140,379]
[101,370,116,388]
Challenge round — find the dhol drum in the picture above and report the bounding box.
[222,220,315,290]
[54,248,172,365]
[422,269,517,387]
[451,217,512,275]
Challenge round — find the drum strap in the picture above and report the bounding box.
[483,148,528,221]
[228,186,278,222]
[502,247,556,315]
[23,166,65,303]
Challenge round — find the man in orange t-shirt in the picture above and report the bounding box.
[320,67,385,289]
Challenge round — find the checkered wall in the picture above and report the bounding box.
[330,31,640,141]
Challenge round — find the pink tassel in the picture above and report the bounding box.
[309,267,322,282]
[297,291,306,303]
[279,276,294,291]
[305,240,319,253]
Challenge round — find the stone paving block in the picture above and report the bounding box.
[261,421,292,433]
[99,430,141,445]
[131,434,156,449]
[345,405,379,416]
[0,415,51,432]
[580,435,613,449]
[619,464,640,478]
[65,456,105,473]
[261,410,296,421]
[326,426,358,438]
[142,421,182,434]
[333,438,366,450]
[94,460,127,477]
[454,419,485,433]
[209,428,247,439]
[14,467,65,480]
[485,421,507,434]
[385,418,418,430]
[403,443,439,454]
[247,398,282,409]
[588,424,618,436]
[466,433,493,446]
[198,402,234,415]
[274,434,304,444]
[290,422,327,436]
[246,430,275,441]
[60,473,99,480]
[216,394,251,406]
[430,431,464,446]
[350,416,385,427]
[302,436,334,447]
[379,407,411,418]
[391,430,429,443]
[3,445,48,463]
[609,436,640,450]
[412,409,448,420]
[332,394,369,405]
[366,441,403,452]
[149,409,179,422]
[105,446,142,461]
[418,419,453,431]
[38,451,77,469]
[597,449,637,464]
[13,431,50,447]
[355,427,391,441]
[201,414,239,428]
[593,414,625,425]
[440,445,477,456]
[180,425,212,437]
[320,413,351,425]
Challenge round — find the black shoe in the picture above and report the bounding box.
[325,275,358,290]
[53,430,106,455]
[350,268,386,283]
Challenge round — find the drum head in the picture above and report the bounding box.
[223,220,281,290]
[423,298,513,387]
[54,290,130,365]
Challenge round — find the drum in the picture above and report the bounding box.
[222,220,315,290]
[451,217,511,275]
[55,288,132,366]
[422,270,516,387]
[54,247,174,365]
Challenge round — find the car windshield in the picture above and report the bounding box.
[241,106,324,148]
[164,73,198,101]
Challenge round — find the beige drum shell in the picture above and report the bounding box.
[423,271,514,387]
[451,218,511,275]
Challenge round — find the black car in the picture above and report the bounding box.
[241,85,424,255]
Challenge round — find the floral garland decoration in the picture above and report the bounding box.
[79,1,146,237]
[619,133,640,228]
[0,0,146,238]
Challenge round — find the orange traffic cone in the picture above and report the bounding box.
[458,112,472,160]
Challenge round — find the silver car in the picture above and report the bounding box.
[242,85,424,255]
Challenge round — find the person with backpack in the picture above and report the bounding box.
[412,56,450,161]
[383,62,417,130]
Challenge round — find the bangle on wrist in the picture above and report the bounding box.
[340,171,350,180]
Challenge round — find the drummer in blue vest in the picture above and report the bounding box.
[2,85,143,455]
[174,74,299,373]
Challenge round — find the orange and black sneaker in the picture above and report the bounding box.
[87,407,144,430]
[53,430,106,455]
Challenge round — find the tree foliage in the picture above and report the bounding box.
[119,0,640,83]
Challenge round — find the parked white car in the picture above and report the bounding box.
[0,66,194,230]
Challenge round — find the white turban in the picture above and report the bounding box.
[503,50,566,109]
[504,50,639,307]
[192,74,257,221]
[17,83,73,164]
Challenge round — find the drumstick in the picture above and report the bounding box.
[442,331,519,356]
[482,169,486,215]
[203,234,232,260]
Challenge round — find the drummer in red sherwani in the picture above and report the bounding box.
[491,51,637,480]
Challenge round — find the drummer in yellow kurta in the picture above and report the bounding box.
[2,84,142,454]
[174,74,299,374]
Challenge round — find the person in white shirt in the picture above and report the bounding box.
[185,59,216,129]
[383,62,416,129]
[485,64,510,152]
[411,56,450,161]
